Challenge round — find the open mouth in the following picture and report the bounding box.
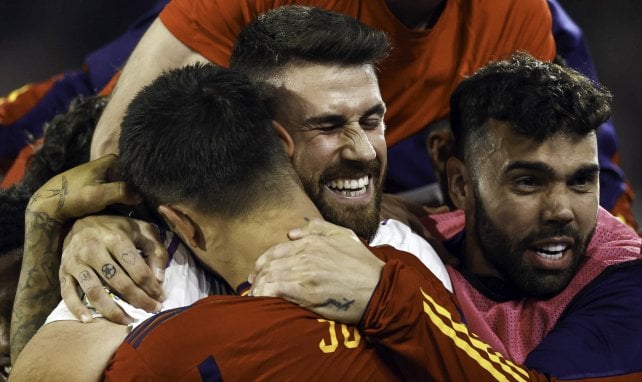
[326,175,369,197]
[526,237,575,270]
[534,243,568,260]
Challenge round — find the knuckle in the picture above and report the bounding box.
[140,221,160,237]
[114,281,139,300]
[133,268,153,285]
[83,284,104,301]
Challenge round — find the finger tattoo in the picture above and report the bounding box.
[79,270,91,283]
[121,252,137,265]
[102,263,117,279]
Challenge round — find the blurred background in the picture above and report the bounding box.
[0,0,640,222]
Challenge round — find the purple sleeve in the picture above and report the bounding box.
[525,261,642,378]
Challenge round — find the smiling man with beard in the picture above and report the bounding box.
[431,53,642,378]
[248,53,642,380]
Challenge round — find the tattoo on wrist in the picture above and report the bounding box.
[319,298,355,311]
[102,263,117,279]
[24,208,61,238]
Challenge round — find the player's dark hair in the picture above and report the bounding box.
[450,52,612,162]
[118,63,296,217]
[230,5,390,82]
[0,95,106,254]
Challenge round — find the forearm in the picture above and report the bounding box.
[10,208,62,364]
[10,320,128,381]
[90,18,208,159]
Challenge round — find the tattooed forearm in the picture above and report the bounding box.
[319,298,355,312]
[10,208,63,363]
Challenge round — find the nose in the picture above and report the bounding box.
[340,124,376,162]
[541,185,574,225]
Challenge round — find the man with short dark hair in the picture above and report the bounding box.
[263,53,642,379]
[8,6,404,362]
[438,53,642,376]
[16,60,642,382]
[9,7,450,379]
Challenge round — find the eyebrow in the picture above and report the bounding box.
[304,103,386,127]
[504,161,600,177]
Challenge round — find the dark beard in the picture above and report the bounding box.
[299,159,384,241]
[472,189,592,299]
[313,189,382,241]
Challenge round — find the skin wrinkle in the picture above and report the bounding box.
[273,63,387,240]
[462,121,599,297]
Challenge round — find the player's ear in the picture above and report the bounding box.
[272,120,294,157]
[157,204,204,249]
[426,129,454,178]
[446,156,470,211]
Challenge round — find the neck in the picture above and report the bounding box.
[385,0,446,30]
[194,192,323,289]
[462,236,504,279]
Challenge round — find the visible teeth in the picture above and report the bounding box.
[535,243,567,260]
[536,251,563,260]
[540,244,566,253]
[327,176,369,191]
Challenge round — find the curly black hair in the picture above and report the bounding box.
[450,52,612,161]
[0,95,107,254]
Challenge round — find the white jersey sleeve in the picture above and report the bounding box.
[44,230,210,328]
[370,219,452,292]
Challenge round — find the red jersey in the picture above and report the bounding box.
[159,0,556,147]
[104,244,642,381]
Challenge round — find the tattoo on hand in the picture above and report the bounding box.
[319,298,355,311]
[102,263,117,279]
[121,252,137,265]
[79,270,91,283]
[29,176,69,212]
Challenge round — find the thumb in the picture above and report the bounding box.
[90,181,141,209]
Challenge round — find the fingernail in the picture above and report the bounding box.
[288,228,302,239]
[81,314,92,323]
[153,302,162,313]
[155,268,165,283]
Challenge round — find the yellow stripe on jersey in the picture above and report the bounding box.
[421,288,529,382]
[421,289,528,379]
[0,83,31,105]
